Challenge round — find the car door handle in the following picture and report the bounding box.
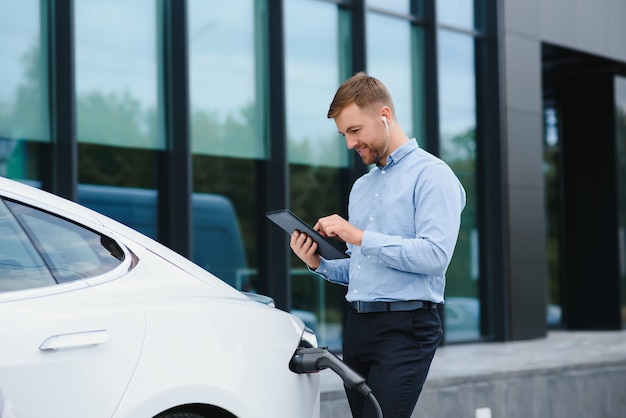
[39,330,110,351]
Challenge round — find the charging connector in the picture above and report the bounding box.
[290,347,383,418]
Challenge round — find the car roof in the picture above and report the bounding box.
[0,177,102,225]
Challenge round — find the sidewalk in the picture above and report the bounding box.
[320,330,626,417]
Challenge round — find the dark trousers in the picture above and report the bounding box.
[342,306,442,418]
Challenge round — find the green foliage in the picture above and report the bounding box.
[77,90,154,148]
[0,42,48,141]
[445,127,478,298]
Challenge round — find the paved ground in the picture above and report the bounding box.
[320,329,626,392]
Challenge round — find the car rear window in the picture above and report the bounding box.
[0,200,56,292]
[1,198,124,287]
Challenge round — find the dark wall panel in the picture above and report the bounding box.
[558,71,621,329]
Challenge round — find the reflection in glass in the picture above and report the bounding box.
[436,0,475,29]
[615,76,626,327]
[0,0,48,181]
[438,29,479,341]
[75,1,159,243]
[0,198,55,292]
[285,0,347,167]
[188,1,261,293]
[192,155,258,291]
[75,0,159,150]
[189,0,263,159]
[543,106,562,328]
[367,11,423,144]
[289,164,345,352]
[438,31,476,158]
[6,200,123,283]
[285,0,347,351]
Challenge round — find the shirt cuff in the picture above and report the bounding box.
[311,258,330,276]
[361,230,383,257]
[312,258,349,285]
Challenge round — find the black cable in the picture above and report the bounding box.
[290,347,384,418]
[367,392,384,418]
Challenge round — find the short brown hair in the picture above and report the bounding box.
[327,72,394,119]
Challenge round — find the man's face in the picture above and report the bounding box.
[334,102,389,166]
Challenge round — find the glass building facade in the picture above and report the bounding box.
[2,0,625,349]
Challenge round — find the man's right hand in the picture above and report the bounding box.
[290,230,321,270]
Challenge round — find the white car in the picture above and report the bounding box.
[0,177,320,418]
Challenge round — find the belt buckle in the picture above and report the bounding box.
[355,301,373,313]
[355,301,363,313]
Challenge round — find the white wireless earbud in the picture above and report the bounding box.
[382,116,389,129]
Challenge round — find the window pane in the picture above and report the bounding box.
[6,200,123,284]
[367,12,423,144]
[0,0,49,182]
[0,0,48,143]
[188,0,263,159]
[191,156,257,290]
[288,163,345,351]
[438,31,476,157]
[0,199,55,292]
[438,29,479,341]
[75,0,160,150]
[543,106,561,327]
[285,0,348,168]
[78,184,158,238]
[285,0,347,351]
[437,0,475,29]
[75,1,159,239]
[188,1,261,291]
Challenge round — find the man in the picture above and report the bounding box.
[290,72,466,418]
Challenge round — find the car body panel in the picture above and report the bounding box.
[0,177,320,418]
[0,285,146,417]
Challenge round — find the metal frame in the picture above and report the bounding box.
[422,0,440,156]
[475,0,509,341]
[158,0,192,259]
[47,0,77,200]
[256,0,291,309]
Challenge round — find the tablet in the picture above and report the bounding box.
[265,209,349,260]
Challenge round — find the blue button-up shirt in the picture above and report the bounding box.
[314,139,466,303]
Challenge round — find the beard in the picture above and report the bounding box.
[358,131,389,166]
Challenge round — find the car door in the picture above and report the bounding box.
[0,197,145,418]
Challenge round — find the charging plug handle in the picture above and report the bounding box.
[290,347,370,396]
[290,347,383,418]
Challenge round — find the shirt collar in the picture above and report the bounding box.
[377,138,419,169]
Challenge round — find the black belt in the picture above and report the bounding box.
[349,300,438,313]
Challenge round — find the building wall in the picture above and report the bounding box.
[0,0,488,347]
[540,0,626,62]
[2,0,622,345]
[499,0,626,339]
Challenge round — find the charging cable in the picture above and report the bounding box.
[290,347,383,418]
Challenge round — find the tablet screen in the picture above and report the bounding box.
[265,209,349,260]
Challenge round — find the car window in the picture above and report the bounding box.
[2,199,124,286]
[0,199,56,292]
